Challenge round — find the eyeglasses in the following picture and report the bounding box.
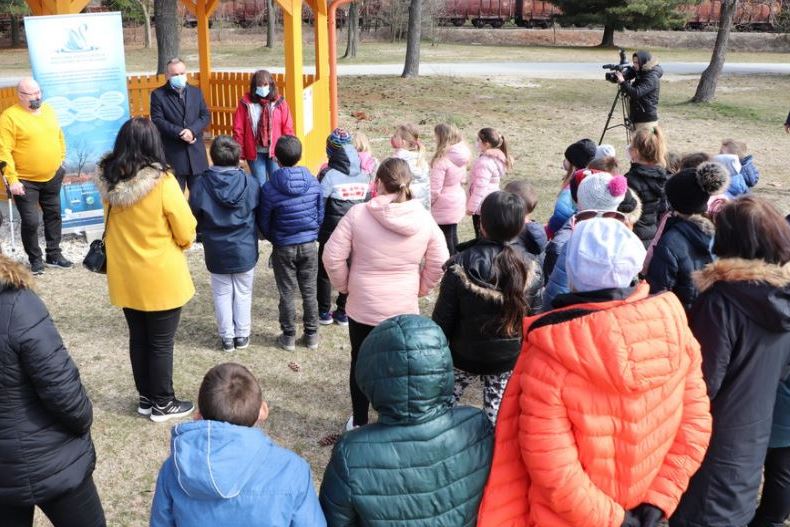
[570,209,627,228]
[18,90,41,96]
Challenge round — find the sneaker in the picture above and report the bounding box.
[150,398,194,423]
[234,336,250,350]
[45,254,73,269]
[277,333,296,352]
[345,415,360,432]
[319,312,334,325]
[300,332,319,350]
[137,395,152,416]
[30,261,44,275]
[221,338,235,352]
[333,311,349,326]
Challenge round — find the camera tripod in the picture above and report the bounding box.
[600,87,632,145]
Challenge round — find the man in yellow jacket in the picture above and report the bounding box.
[0,77,68,274]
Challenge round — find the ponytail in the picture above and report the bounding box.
[376,157,413,203]
[479,127,513,169]
[631,125,667,167]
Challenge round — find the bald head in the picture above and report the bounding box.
[17,77,42,112]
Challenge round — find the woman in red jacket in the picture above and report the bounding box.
[232,69,294,187]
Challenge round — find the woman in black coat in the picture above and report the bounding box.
[670,197,790,527]
[0,255,105,527]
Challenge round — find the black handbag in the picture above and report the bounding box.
[83,205,111,274]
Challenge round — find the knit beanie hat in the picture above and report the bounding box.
[565,139,597,169]
[665,162,729,215]
[577,171,628,212]
[594,144,616,161]
[326,128,352,157]
[566,218,647,293]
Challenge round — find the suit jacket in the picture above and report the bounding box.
[150,83,210,177]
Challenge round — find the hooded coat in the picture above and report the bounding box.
[429,141,472,225]
[393,148,431,211]
[646,214,714,312]
[467,149,506,215]
[477,284,712,527]
[322,194,449,327]
[189,166,259,274]
[258,166,324,247]
[713,153,749,198]
[318,144,369,243]
[432,240,543,375]
[670,259,790,527]
[319,315,493,526]
[622,53,663,124]
[0,257,95,507]
[150,420,325,527]
[626,162,669,247]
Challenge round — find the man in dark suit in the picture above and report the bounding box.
[150,58,210,192]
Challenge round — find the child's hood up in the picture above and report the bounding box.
[170,420,270,499]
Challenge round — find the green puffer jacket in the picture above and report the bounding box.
[319,315,494,527]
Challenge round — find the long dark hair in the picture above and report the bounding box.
[480,191,532,337]
[479,127,513,169]
[713,196,790,265]
[99,117,168,190]
[249,69,278,103]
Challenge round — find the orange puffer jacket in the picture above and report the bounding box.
[477,284,712,527]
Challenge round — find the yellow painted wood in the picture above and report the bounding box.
[196,0,212,102]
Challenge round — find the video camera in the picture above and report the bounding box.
[603,49,634,83]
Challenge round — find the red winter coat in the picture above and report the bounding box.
[232,94,294,161]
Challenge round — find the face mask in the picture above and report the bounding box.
[255,85,270,98]
[169,74,187,90]
[28,98,42,110]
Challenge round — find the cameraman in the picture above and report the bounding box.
[615,50,663,132]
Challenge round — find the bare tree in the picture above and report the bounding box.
[266,0,275,48]
[401,0,421,77]
[155,0,180,74]
[692,0,737,103]
[343,2,360,58]
[135,0,153,49]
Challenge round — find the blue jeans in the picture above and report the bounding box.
[248,152,278,187]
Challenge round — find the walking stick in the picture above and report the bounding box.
[0,161,16,254]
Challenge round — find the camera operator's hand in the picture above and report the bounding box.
[615,71,625,84]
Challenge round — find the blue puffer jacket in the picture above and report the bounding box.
[150,420,326,527]
[546,187,575,238]
[740,155,760,189]
[190,166,260,274]
[542,219,571,285]
[258,166,324,247]
[542,241,570,310]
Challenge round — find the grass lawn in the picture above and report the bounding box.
[27,72,790,525]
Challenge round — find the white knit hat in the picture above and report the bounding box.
[576,171,628,212]
[594,144,616,161]
[566,218,646,293]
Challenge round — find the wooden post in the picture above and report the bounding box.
[194,0,219,110]
[279,0,304,138]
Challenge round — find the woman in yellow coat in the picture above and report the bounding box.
[97,117,197,423]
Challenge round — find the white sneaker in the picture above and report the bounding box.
[345,415,359,432]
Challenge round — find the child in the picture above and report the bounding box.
[317,128,369,326]
[713,152,747,199]
[430,123,471,255]
[721,138,760,190]
[258,135,324,351]
[467,127,512,239]
[391,123,430,210]
[354,132,379,184]
[679,151,711,171]
[151,363,326,527]
[546,138,597,238]
[625,125,669,247]
[189,136,259,352]
[504,180,547,257]
[320,315,493,525]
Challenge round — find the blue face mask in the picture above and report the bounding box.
[169,74,187,90]
[255,85,270,98]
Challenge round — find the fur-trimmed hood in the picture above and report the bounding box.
[0,255,34,291]
[96,165,165,208]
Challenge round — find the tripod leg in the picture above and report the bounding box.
[600,89,622,144]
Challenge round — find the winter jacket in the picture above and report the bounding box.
[713,153,748,198]
[258,166,324,247]
[542,219,572,283]
[646,214,714,312]
[622,58,663,124]
[318,144,369,243]
[232,94,294,161]
[150,83,210,177]
[393,148,431,210]
[770,380,790,449]
[151,420,325,527]
[546,186,575,237]
[519,220,547,257]
[0,257,95,507]
[358,151,378,177]
[322,193,449,326]
[432,240,543,375]
[477,283,712,527]
[740,154,760,189]
[626,162,669,247]
[467,149,506,215]
[542,241,571,310]
[429,142,471,225]
[97,166,196,312]
[189,166,259,275]
[671,259,790,527]
[319,315,493,527]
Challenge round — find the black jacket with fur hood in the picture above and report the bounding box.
[622,53,663,124]
[432,240,543,375]
[672,258,790,527]
[0,256,95,506]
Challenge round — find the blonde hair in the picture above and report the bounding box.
[631,125,668,167]
[431,123,464,168]
[721,138,747,158]
[354,132,371,153]
[393,123,425,169]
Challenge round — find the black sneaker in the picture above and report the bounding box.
[45,254,73,269]
[234,336,250,350]
[30,261,44,275]
[221,338,235,352]
[150,398,194,423]
[137,395,152,416]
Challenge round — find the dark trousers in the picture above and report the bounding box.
[175,173,201,193]
[317,240,347,315]
[750,447,790,527]
[271,242,319,336]
[122,307,182,406]
[13,168,64,264]
[349,318,375,427]
[439,224,458,256]
[0,475,105,527]
[472,214,482,239]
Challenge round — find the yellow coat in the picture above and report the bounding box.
[97,166,196,311]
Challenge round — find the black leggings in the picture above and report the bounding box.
[349,318,375,427]
[750,447,790,527]
[438,224,458,256]
[0,475,105,527]
[472,214,482,239]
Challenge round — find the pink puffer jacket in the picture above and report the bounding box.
[322,193,449,326]
[430,142,471,225]
[467,148,507,215]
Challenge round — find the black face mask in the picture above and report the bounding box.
[28,98,42,110]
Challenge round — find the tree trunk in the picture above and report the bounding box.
[154,0,180,74]
[266,0,275,48]
[692,0,737,103]
[343,2,359,58]
[138,0,153,49]
[10,15,19,48]
[401,0,422,77]
[599,24,615,47]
